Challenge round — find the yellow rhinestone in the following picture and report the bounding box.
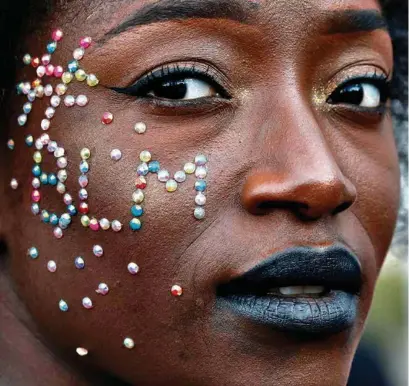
[86,74,99,87]
[184,162,196,174]
[81,215,90,227]
[32,79,41,88]
[33,151,42,163]
[62,72,74,84]
[139,150,152,163]
[132,189,145,204]
[166,179,178,192]
[75,69,87,81]
[80,148,91,160]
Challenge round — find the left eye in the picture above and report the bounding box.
[327,79,389,108]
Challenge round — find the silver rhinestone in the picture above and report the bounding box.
[195,193,207,206]
[127,262,139,275]
[134,122,147,134]
[96,283,109,295]
[174,171,186,183]
[99,218,110,230]
[44,84,53,96]
[194,207,206,220]
[64,95,75,107]
[195,166,207,179]
[82,297,93,309]
[45,107,55,119]
[110,149,122,161]
[132,189,145,204]
[76,347,88,356]
[41,119,50,131]
[157,169,170,182]
[54,147,65,157]
[111,220,122,232]
[93,245,103,257]
[10,178,18,190]
[47,260,57,272]
[76,95,88,107]
[75,256,85,269]
[50,95,61,107]
[123,337,135,349]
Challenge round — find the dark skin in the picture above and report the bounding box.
[0,0,400,385]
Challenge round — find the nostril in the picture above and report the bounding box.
[331,201,353,215]
[256,200,309,214]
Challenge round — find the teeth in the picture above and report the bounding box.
[278,286,325,296]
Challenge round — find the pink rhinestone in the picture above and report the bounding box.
[79,36,92,48]
[32,190,41,202]
[45,64,55,76]
[53,66,63,78]
[89,219,100,231]
[41,54,51,65]
[78,175,88,188]
[52,29,63,42]
[102,112,113,124]
[36,66,46,78]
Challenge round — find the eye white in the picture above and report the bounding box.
[360,83,381,107]
[182,78,216,100]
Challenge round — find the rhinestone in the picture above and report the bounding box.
[75,69,87,81]
[96,283,109,295]
[174,171,186,183]
[76,348,88,356]
[31,190,41,202]
[10,178,18,190]
[127,262,139,275]
[137,163,149,176]
[166,179,178,192]
[139,150,152,163]
[31,57,40,68]
[131,205,143,217]
[195,154,207,166]
[32,165,41,177]
[47,260,57,272]
[64,95,75,107]
[57,169,68,182]
[50,95,61,107]
[53,227,63,239]
[33,151,42,163]
[81,215,90,227]
[80,148,91,160]
[39,173,47,184]
[111,220,123,232]
[86,74,99,87]
[93,245,104,257]
[28,247,39,259]
[90,218,100,231]
[25,135,34,147]
[40,133,50,145]
[44,84,53,96]
[171,285,183,297]
[148,160,160,173]
[27,91,36,102]
[41,119,50,131]
[195,166,207,179]
[78,202,89,214]
[132,189,145,204]
[82,297,93,309]
[67,59,79,73]
[123,337,135,349]
[195,180,207,192]
[76,95,88,107]
[41,210,50,223]
[61,72,73,84]
[99,218,110,230]
[54,66,64,78]
[75,256,85,269]
[18,114,27,126]
[157,170,170,182]
[52,29,63,42]
[55,83,67,96]
[183,162,196,174]
[48,173,58,186]
[73,47,85,60]
[45,64,55,76]
[22,82,31,94]
[50,214,59,225]
[80,36,92,48]
[79,188,88,200]
[195,193,207,206]
[54,147,65,157]
[32,78,41,88]
[134,122,147,134]
[79,161,89,174]
[59,300,69,312]
[101,112,113,124]
[194,207,206,220]
[59,213,72,227]
[23,53,31,65]
[129,218,142,231]
[67,204,77,216]
[57,156,68,169]
[36,65,46,78]
[41,54,51,65]
[23,102,32,114]
[135,176,147,189]
[78,174,88,187]
[110,149,122,161]
[45,107,55,119]
[32,177,41,188]
[47,41,57,54]
[56,182,66,194]
[31,203,40,215]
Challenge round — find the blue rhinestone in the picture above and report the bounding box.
[67,204,77,216]
[129,218,142,231]
[195,180,207,192]
[32,165,41,177]
[25,135,33,147]
[16,83,24,95]
[28,247,39,259]
[40,173,48,185]
[67,59,79,73]
[59,299,69,312]
[79,160,89,173]
[148,160,160,173]
[59,213,71,228]
[50,213,59,225]
[131,205,144,217]
[23,102,32,114]
[48,173,57,186]
[137,163,149,176]
[41,210,50,223]
[47,41,57,54]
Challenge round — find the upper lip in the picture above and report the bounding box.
[217,243,362,296]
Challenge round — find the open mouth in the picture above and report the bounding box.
[216,244,362,335]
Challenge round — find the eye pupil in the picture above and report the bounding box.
[330,83,364,105]
[153,79,188,99]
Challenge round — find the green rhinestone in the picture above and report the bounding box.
[86,74,99,87]
[75,69,87,81]
[81,215,90,227]
[80,148,91,160]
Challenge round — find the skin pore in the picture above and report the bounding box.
[0,0,400,385]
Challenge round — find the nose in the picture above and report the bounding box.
[241,133,357,221]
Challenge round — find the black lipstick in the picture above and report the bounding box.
[216,244,362,334]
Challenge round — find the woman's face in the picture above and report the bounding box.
[3,0,400,385]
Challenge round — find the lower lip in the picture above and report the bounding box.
[217,290,358,334]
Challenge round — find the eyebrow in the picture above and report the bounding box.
[325,9,387,35]
[103,0,257,39]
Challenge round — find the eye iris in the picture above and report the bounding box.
[153,79,187,99]
[334,83,364,105]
